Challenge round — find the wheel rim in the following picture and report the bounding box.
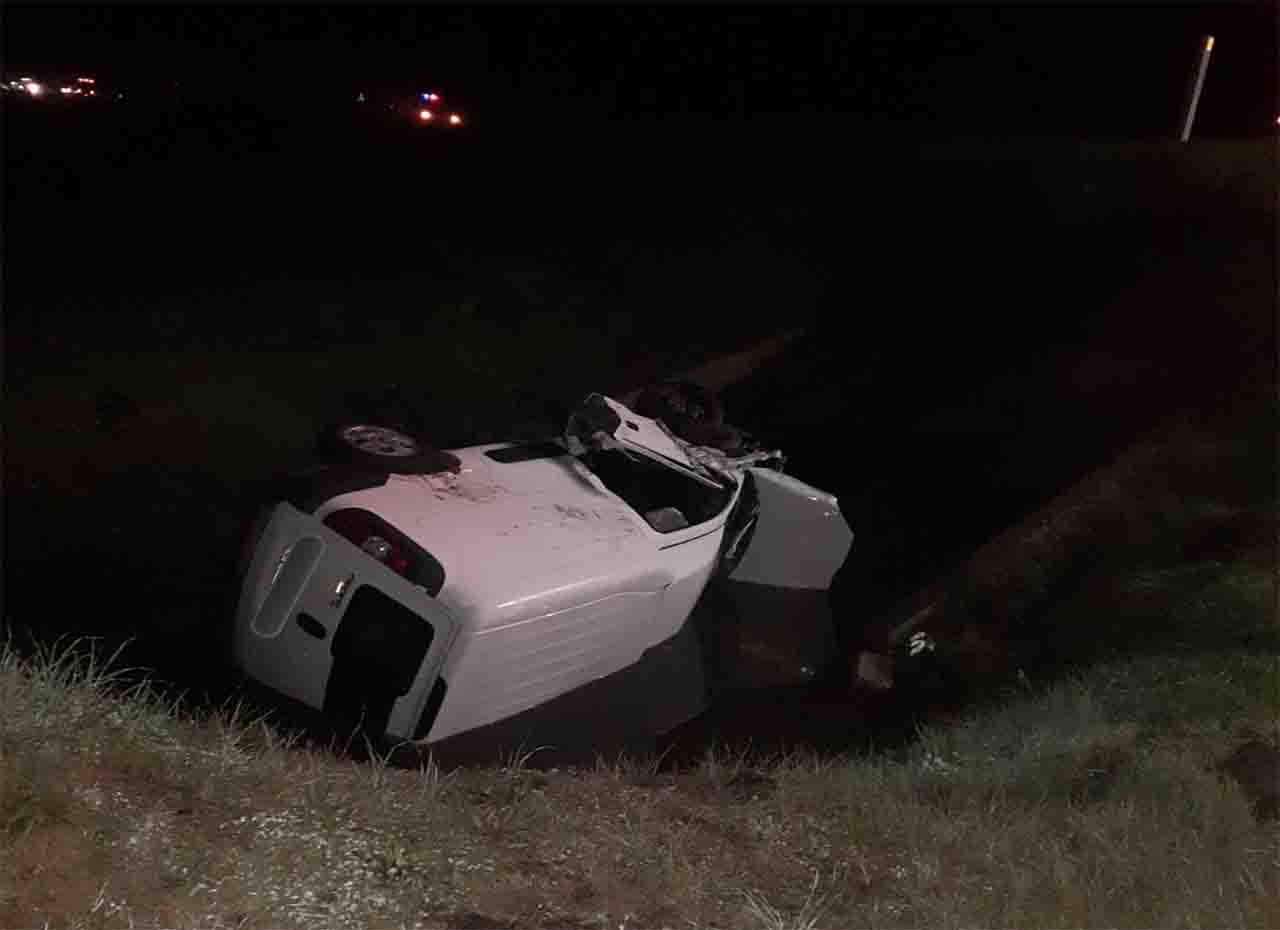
[666,388,704,421]
[339,425,420,457]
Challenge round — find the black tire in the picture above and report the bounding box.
[317,422,461,474]
[635,380,725,426]
[634,381,746,451]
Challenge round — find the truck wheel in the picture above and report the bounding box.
[634,380,725,428]
[635,381,746,451]
[317,423,461,473]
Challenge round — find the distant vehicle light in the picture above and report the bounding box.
[60,86,75,94]
[419,109,433,121]
[88,90,96,96]
[1204,36,1214,52]
[24,82,42,96]
[449,113,462,125]
[76,76,95,84]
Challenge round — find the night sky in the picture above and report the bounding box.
[3,4,1276,135]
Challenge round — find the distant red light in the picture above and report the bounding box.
[449,113,462,126]
[419,109,433,121]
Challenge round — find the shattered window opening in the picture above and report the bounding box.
[581,448,733,533]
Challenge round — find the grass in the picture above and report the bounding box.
[2,397,1275,929]
[4,223,817,490]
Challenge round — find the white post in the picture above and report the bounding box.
[1180,35,1215,142]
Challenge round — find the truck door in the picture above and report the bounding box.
[716,467,854,686]
[233,502,461,741]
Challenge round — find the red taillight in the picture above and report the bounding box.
[384,549,411,576]
[323,509,415,580]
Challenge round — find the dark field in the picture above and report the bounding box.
[4,97,1275,750]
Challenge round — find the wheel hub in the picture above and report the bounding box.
[339,425,420,457]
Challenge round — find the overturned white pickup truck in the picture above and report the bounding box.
[229,390,852,756]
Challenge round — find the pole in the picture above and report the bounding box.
[1179,35,1215,142]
